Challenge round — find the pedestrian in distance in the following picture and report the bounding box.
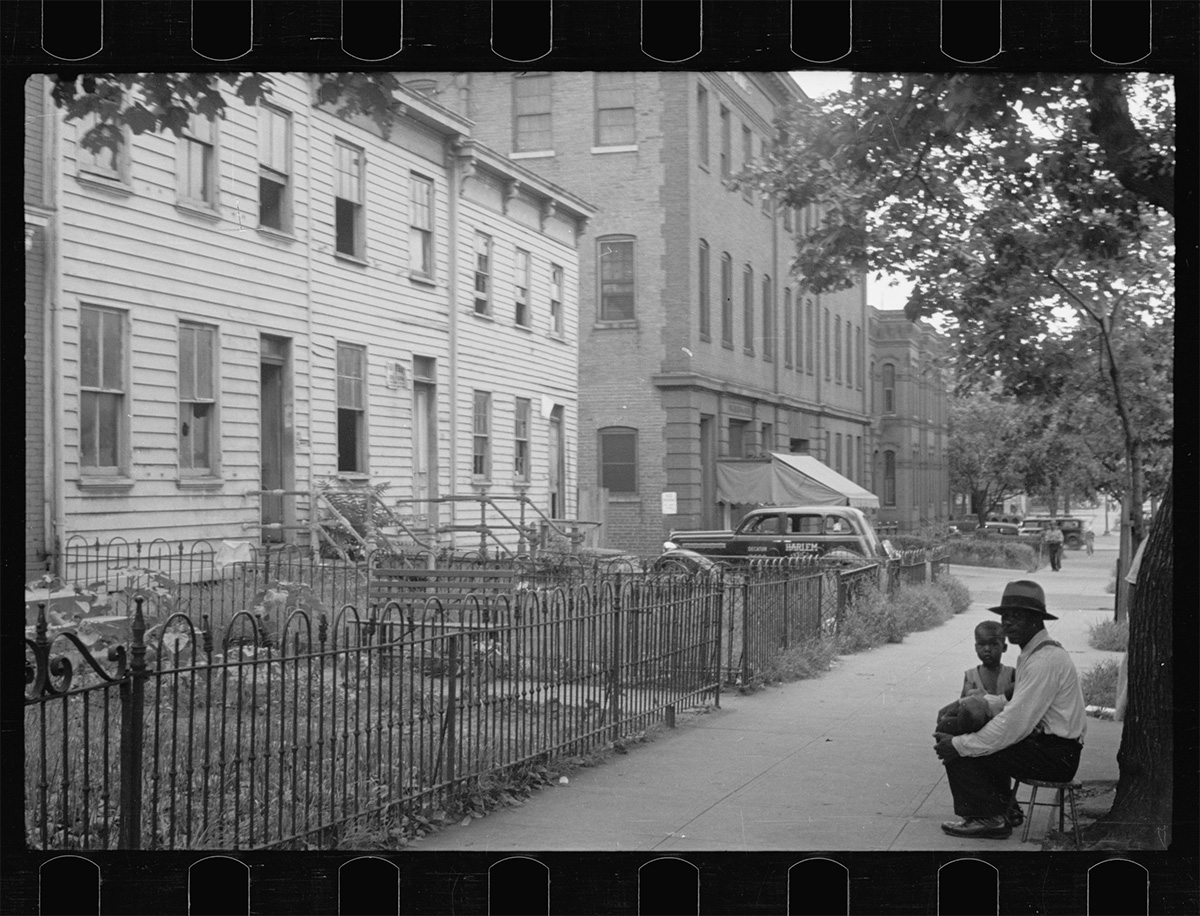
[1084,528,1095,556]
[1044,525,1065,571]
[933,580,1087,839]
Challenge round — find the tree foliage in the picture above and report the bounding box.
[946,392,1029,522]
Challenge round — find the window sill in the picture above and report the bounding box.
[176,476,224,490]
[593,319,638,331]
[76,172,133,195]
[698,162,710,173]
[335,252,369,267]
[591,145,638,155]
[77,476,135,492]
[511,150,556,160]
[470,478,492,488]
[721,341,734,350]
[547,331,566,342]
[408,271,437,287]
[337,472,371,482]
[513,322,534,333]
[743,348,756,357]
[699,333,712,344]
[606,494,641,503]
[472,310,495,321]
[257,225,296,243]
[175,200,221,221]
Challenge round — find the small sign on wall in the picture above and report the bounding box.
[661,491,678,515]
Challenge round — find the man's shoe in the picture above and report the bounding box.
[1006,805,1025,828]
[941,816,1013,839]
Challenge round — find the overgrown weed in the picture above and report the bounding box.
[1088,618,1128,652]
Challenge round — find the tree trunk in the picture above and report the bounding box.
[1088,474,1172,848]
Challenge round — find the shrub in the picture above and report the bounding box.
[764,637,839,682]
[890,583,955,635]
[1088,617,1129,652]
[890,534,944,552]
[1081,659,1121,708]
[934,575,972,615]
[945,538,1038,570]
[836,585,901,652]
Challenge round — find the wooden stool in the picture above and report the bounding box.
[1011,778,1082,846]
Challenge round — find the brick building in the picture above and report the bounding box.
[403,71,951,554]
[23,74,594,574]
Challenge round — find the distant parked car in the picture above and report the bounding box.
[1019,516,1087,550]
[979,521,1021,537]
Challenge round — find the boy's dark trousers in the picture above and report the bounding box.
[944,733,1082,817]
[1048,542,1063,570]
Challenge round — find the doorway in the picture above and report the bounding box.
[412,359,438,526]
[548,405,565,518]
[700,414,717,528]
[260,337,290,543]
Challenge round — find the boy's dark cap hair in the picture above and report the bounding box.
[974,620,1005,637]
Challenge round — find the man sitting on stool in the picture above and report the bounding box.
[933,580,1087,838]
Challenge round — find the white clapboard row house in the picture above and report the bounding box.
[23,73,595,576]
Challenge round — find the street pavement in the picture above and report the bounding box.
[414,535,1126,852]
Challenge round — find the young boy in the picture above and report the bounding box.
[961,620,1016,701]
[935,621,1016,736]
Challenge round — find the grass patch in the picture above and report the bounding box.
[764,576,971,684]
[945,537,1039,571]
[1088,618,1129,652]
[1081,659,1121,708]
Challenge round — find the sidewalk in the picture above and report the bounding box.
[414,553,1125,852]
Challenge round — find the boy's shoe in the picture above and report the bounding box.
[941,816,1013,838]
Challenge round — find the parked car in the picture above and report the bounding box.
[978,521,1022,537]
[1019,516,1087,550]
[663,506,889,563]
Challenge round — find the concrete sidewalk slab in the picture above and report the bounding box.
[414,557,1124,852]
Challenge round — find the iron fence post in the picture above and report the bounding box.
[740,576,750,687]
[836,572,847,635]
[118,596,148,849]
[781,575,790,651]
[713,569,723,709]
[611,574,622,743]
[444,634,458,785]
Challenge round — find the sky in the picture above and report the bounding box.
[789,71,914,312]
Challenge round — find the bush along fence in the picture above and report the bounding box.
[25,544,948,851]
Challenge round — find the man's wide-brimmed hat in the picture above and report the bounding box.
[988,580,1058,620]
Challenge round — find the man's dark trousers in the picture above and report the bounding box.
[944,733,1082,816]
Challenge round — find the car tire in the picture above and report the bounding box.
[1065,535,1082,550]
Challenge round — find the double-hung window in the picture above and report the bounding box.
[79,305,126,474]
[514,397,531,481]
[474,233,493,315]
[595,72,636,147]
[720,253,733,347]
[409,173,434,278]
[846,322,854,388]
[336,343,367,473]
[258,104,291,231]
[742,265,754,355]
[179,113,217,208]
[823,308,831,380]
[598,427,637,493]
[334,140,365,258]
[549,264,564,336]
[805,299,814,373]
[741,126,752,200]
[882,364,896,414]
[762,274,774,361]
[514,248,531,327]
[473,390,492,478]
[697,84,709,166]
[783,287,793,368]
[179,323,217,474]
[835,315,842,383]
[514,73,552,152]
[599,237,635,320]
[719,106,731,179]
[76,112,128,183]
[698,240,711,340]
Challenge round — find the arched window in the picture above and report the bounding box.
[869,360,876,414]
[743,265,754,354]
[762,274,773,361]
[805,299,814,373]
[883,450,896,506]
[834,315,842,383]
[720,253,733,347]
[598,427,637,493]
[823,308,831,380]
[882,363,896,414]
[783,287,793,367]
[698,240,711,340]
[598,235,635,320]
[855,326,864,389]
[847,321,854,389]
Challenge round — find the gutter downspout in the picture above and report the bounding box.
[446,137,462,542]
[45,81,65,575]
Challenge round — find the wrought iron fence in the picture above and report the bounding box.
[25,567,725,851]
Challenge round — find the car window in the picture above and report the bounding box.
[788,515,823,534]
[743,515,780,534]
[824,516,851,534]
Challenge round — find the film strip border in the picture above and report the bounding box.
[2,0,1195,69]
[3,1,1197,914]
[11,850,1182,914]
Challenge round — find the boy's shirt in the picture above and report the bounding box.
[961,664,1015,701]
